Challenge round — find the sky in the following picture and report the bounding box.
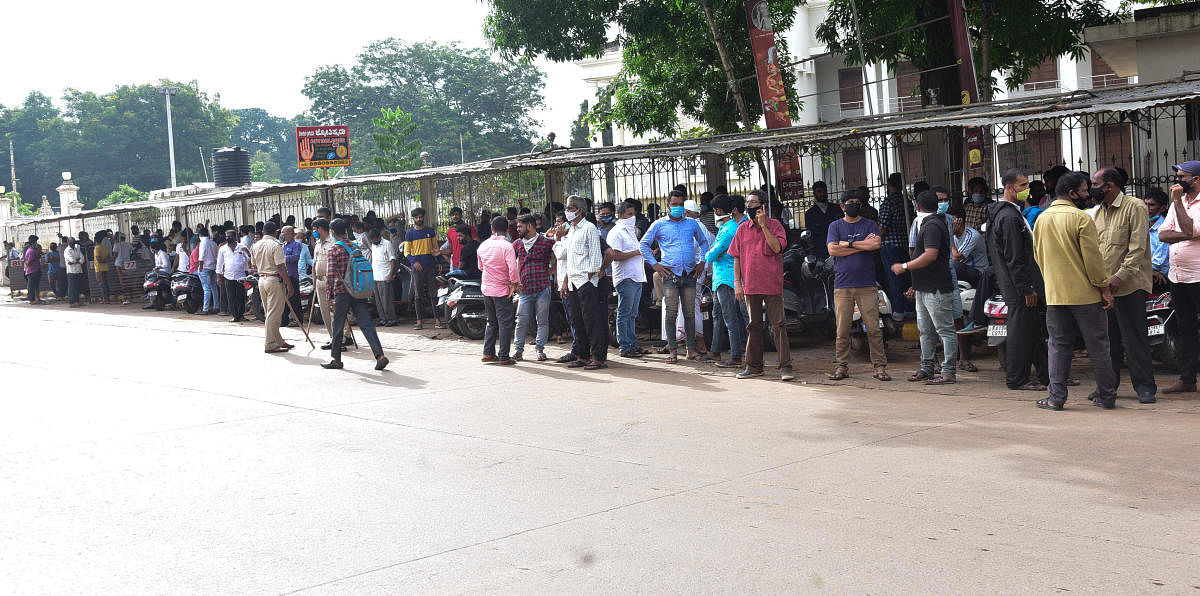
[2,0,592,141]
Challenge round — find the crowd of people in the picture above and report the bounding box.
[5,161,1198,409]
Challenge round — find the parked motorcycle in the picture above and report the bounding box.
[142,270,172,311]
[440,274,487,340]
[170,271,203,314]
[239,274,264,322]
[985,291,1177,371]
[299,277,318,324]
[780,230,836,338]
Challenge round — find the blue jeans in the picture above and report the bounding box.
[915,289,957,377]
[199,269,217,313]
[615,278,643,352]
[710,283,747,360]
[880,244,914,314]
[514,287,551,354]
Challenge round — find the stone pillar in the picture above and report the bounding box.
[57,176,83,238]
[419,178,438,231]
[703,154,727,193]
[37,195,53,216]
[544,168,565,207]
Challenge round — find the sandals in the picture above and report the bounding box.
[584,362,608,370]
[567,360,589,368]
[1036,398,1064,411]
[925,374,956,385]
[873,368,892,381]
[689,353,713,362]
[665,353,679,364]
[908,370,933,382]
[828,365,850,381]
[959,360,978,373]
[1014,381,1047,391]
[1066,378,1081,387]
[434,322,447,329]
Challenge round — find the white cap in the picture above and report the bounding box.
[683,199,699,213]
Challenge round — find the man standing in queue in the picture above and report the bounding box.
[323,219,389,371]
[730,191,793,381]
[893,191,957,385]
[251,222,295,353]
[1091,167,1156,404]
[1157,160,1200,394]
[560,195,609,370]
[827,192,888,381]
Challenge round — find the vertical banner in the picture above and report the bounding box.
[948,0,985,170]
[745,0,805,201]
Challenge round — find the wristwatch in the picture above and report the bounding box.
[901,262,909,271]
[848,240,855,248]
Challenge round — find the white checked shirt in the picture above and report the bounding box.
[563,218,602,291]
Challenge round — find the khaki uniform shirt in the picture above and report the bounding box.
[250,235,285,276]
[313,236,332,281]
[1033,199,1109,305]
[1092,192,1151,297]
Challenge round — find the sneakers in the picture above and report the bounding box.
[536,351,548,362]
[956,321,986,335]
[736,369,764,379]
[780,370,795,382]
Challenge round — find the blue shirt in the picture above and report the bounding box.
[283,240,302,279]
[639,216,711,276]
[1023,205,1044,229]
[1149,215,1169,275]
[828,217,881,289]
[704,215,747,290]
[297,242,313,281]
[45,250,60,276]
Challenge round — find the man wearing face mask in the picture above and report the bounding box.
[827,193,888,381]
[1091,167,1156,404]
[878,173,914,321]
[1157,161,1200,394]
[730,191,792,380]
[63,237,86,307]
[607,200,648,358]
[985,168,1049,392]
[560,195,609,370]
[640,190,712,363]
[311,218,349,349]
[1144,188,1170,289]
[704,194,749,367]
[964,177,992,231]
[1032,172,1116,410]
[804,181,843,260]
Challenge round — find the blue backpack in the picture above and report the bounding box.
[335,241,375,299]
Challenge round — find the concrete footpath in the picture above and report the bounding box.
[0,299,1197,593]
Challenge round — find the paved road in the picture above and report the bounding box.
[1,299,1197,593]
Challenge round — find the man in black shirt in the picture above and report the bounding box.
[892,190,958,384]
[804,181,843,259]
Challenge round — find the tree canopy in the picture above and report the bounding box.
[302,39,546,171]
[97,184,149,208]
[371,107,423,173]
[230,108,307,184]
[0,82,236,209]
[485,0,803,138]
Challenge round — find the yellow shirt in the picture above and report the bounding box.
[1033,199,1109,305]
[1092,192,1151,297]
[93,243,111,272]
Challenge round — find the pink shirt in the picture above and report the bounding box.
[1159,194,1200,283]
[477,235,520,297]
[728,218,787,295]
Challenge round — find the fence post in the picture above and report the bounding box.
[703,153,727,193]
[544,168,564,205]
[419,177,438,231]
[240,198,250,225]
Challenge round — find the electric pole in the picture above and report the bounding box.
[157,86,180,188]
[8,140,16,194]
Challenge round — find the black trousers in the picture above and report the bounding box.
[281,275,301,325]
[1108,289,1156,396]
[1175,281,1200,384]
[1005,299,1049,388]
[568,281,608,362]
[223,277,246,320]
[969,267,993,326]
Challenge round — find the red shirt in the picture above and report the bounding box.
[728,218,787,295]
[326,241,350,301]
[189,246,200,273]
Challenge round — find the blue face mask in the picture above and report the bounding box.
[312,231,319,240]
[937,201,949,214]
[600,215,614,224]
[669,206,685,219]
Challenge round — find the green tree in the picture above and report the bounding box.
[371,107,423,172]
[815,0,1119,105]
[249,150,283,183]
[484,0,803,138]
[569,100,591,148]
[230,108,306,183]
[96,184,149,208]
[6,191,36,216]
[302,39,545,170]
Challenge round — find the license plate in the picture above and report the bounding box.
[987,324,1007,338]
[1149,323,1165,336]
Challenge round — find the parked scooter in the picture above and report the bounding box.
[298,277,318,324]
[170,271,203,314]
[142,270,172,311]
[239,274,263,322]
[850,286,896,352]
[440,273,487,340]
[780,230,836,337]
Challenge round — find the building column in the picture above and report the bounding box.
[419,178,437,231]
[545,168,565,207]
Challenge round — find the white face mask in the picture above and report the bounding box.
[565,209,578,222]
[715,213,731,224]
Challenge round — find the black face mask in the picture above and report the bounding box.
[1179,178,1194,193]
[746,205,760,218]
[1069,192,1089,210]
[815,194,827,203]
[844,203,862,218]
[1088,187,1107,205]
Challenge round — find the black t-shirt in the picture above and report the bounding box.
[911,214,954,293]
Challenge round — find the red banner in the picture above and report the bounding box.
[745,0,804,200]
[948,0,985,169]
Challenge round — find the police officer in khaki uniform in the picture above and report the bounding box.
[251,221,294,353]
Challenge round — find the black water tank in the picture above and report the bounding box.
[212,146,251,188]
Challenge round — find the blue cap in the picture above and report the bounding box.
[1172,160,1200,175]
